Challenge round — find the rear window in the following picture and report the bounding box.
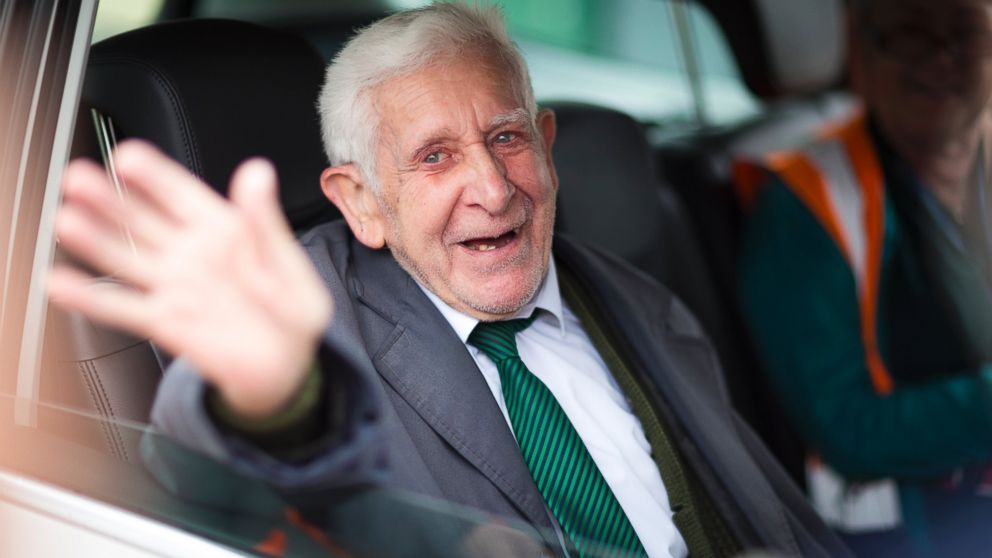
[94,0,761,127]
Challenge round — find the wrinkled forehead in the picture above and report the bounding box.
[370,55,532,151]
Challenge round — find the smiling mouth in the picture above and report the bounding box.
[460,228,520,252]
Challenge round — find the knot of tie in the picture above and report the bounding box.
[468,315,537,364]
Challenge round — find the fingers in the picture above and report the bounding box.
[56,140,234,286]
[228,158,296,256]
[61,158,174,251]
[110,140,227,223]
[228,158,333,331]
[55,203,155,286]
[47,266,154,337]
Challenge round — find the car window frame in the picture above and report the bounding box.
[0,0,93,425]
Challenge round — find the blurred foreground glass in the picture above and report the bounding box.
[0,392,642,557]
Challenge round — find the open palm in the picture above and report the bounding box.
[48,141,332,419]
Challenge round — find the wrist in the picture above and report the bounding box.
[209,360,323,432]
[215,351,318,420]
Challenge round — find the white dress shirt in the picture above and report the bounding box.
[417,261,688,558]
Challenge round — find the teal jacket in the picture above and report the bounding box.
[739,129,992,483]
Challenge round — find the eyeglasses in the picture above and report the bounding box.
[868,24,992,61]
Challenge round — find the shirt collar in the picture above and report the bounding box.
[416,258,567,344]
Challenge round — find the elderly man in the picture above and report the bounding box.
[50,4,845,558]
[738,0,992,555]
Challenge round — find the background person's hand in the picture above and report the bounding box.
[48,140,333,419]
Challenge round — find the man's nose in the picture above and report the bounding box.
[462,146,513,214]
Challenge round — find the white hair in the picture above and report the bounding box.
[317,2,538,190]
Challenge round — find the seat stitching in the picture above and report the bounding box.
[88,362,130,462]
[79,360,129,461]
[79,361,120,456]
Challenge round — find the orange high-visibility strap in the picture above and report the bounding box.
[734,152,853,276]
[733,113,895,395]
[837,116,893,395]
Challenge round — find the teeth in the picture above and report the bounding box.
[476,244,496,251]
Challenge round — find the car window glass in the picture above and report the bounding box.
[184,0,760,127]
[92,0,165,42]
[686,3,762,125]
[3,392,618,557]
[494,0,760,125]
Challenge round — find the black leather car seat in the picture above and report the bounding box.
[43,19,336,460]
[82,18,336,228]
[549,102,729,374]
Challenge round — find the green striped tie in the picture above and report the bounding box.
[469,316,646,558]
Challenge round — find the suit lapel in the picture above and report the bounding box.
[347,242,551,528]
[554,237,798,553]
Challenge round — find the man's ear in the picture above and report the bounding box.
[320,164,386,249]
[536,108,559,192]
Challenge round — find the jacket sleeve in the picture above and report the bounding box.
[142,329,386,497]
[738,178,992,481]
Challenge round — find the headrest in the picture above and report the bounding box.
[549,102,663,263]
[701,0,846,99]
[83,19,338,231]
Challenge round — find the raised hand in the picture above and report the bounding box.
[48,140,332,419]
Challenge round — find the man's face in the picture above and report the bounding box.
[367,56,558,320]
[854,0,992,148]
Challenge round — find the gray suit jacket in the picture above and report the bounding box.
[149,220,848,557]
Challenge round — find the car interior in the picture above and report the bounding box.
[26,0,869,550]
[44,0,858,476]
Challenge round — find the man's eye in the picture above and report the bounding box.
[494,132,517,144]
[424,151,447,164]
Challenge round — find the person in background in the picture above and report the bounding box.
[738,0,992,555]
